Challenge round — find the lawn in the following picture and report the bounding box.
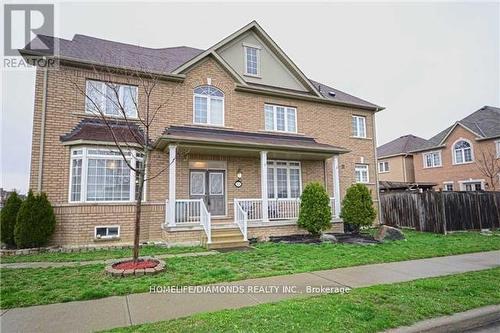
[104,267,500,333]
[1,230,499,309]
[0,245,206,263]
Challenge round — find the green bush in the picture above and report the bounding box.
[297,182,332,236]
[1,191,23,247]
[340,184,376,233]
[14,191,56,248]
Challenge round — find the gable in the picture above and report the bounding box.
[216,31,309,92]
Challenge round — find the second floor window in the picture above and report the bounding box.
[355,164,369,183]
[352,115,366,138]
[265,104,297,133]
[378,161,389,173]
[453,140,473,164]
[86,80,137,118]
[193,86,224,126]
[423,151,442,168]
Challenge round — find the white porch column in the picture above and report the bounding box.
[168,144,177,226]
[333,155,341,218]
[260,151,269,222]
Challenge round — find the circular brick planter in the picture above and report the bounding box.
[105,256,166,277]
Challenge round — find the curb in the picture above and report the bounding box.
[385,304,500,333]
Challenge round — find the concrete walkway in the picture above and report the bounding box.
[1,251,499,333]
[0,251,218,269]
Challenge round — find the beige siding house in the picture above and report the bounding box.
[21,21,382,248]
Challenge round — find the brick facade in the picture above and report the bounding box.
[29,56,379,246]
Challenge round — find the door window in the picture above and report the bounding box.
[190,172,205,195]
[209,173,224,195]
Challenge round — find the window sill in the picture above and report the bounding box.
[423,166,442,169]
[258,130,303,136]
[350,136,372,140]
[378,171,389,174]
[244,73,261,79]
[94,237,120,242]
[452,161,474,166]
[72,112,140,121]
[189,123,230,129]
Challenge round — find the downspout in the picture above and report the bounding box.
[372,108,383,224]
[37,62,48,193]
[402,154,408,182]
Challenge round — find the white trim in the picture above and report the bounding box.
[438,122,483,145]
[168,144,177,226]
[352,115,367,138]
[94,225,120,240]
[423,150,442,168]
[443,181,454,191]
[260,151,269,222]
[496,140,500,158]
[378,160,389,173]
[193,86,225,127]
[333,155,341,218]
[458,179,485,191]
[243,44,261,77]
[452,138,474,165]
[354,163,369,184]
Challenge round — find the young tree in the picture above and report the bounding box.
[69,63,183,261]
[297,182,332,236]
[475,146,500,191]
[340,184,376,233]
[1,191,23,247]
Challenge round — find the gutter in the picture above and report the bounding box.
[37,62,49,192]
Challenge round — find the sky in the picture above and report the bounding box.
[1,1,499,193]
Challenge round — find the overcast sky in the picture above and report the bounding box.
[1,1,499,193]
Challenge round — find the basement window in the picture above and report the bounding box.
[95,226,120,240]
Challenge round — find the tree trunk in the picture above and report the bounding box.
[133,169,145,262]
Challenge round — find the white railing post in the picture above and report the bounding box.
[207,212,212,244]
[260,151,269,222]
[168,144,177,226]
[333,155,341,218]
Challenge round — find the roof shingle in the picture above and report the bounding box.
[377,134,430,158]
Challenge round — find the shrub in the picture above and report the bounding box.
[14,191,56,248]
[340,184,376,233]
[297,182,332,236]
[1,191,23,247]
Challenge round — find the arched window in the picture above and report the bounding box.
[454,140,473,164]
[193,86,224,126]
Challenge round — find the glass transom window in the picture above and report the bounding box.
[244,45,260,76]
[85,80,138,118]
[454,140,473,164]
[265,104,297,133]
[267,161,301,199]
[193,86,224,126]
[69,147,143,203]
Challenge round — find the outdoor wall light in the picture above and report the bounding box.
[234,169,243,188]
[236,169,242,179]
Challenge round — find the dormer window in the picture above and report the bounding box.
[193,86,224,126]
[244,44,260,76]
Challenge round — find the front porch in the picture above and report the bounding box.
[156,125,347,248]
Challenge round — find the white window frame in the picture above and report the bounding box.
[378,161,389,173]
[459,180,485,191]
[267,160,302,199]
[452,138,474,165]
[94,225,120,240]
[496,140,500,158]
[243,43,261,77]
[85,80,138,118]
[193,86,225,127]
[352,115,367,138]
[443,181,454,191]
[355,164,369,184]
[68,146,144,203]
[264,104,298,133]
[423,151,442,168]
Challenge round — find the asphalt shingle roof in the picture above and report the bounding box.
[60,118,145,144]
[377,134,430,158]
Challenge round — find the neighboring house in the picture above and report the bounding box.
[377,134,430,183]
[409,106,500,192]
[20,21,382,248]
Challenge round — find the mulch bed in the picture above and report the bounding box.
[269,233,380,245]
[106,257,166,277]
[113,259,158,270]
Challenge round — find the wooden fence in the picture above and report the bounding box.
[380,191,500,233]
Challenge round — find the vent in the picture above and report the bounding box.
[329,91,336,97]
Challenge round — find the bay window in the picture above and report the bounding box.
[267,161,302,199]
[265,104,297,133]
[193,86,224,126]
[69,147,144,203]
[85,80,138,118]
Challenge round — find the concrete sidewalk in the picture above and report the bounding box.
[1,251,499,333]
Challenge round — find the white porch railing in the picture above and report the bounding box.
[165,199,211,243]
[234,200,248,241]
[234,197,339,221]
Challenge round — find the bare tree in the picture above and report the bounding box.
[475,145,500,191]
[69,63,183,261]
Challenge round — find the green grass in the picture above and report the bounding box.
[1,230,499,309]
[104,267,500,333]
[0,245,206,263]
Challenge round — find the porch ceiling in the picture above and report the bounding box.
[155,125,349,160]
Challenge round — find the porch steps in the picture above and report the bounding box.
[201,226,249,250]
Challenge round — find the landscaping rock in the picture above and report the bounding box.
[374,225,405,242]
[320,233,337,243]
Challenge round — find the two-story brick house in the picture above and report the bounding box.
[20,21,382,248]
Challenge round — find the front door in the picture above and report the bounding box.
[189,170,226,216]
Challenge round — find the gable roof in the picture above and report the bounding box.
[19,21,382,111]
[410,106,500,153]
[377,134,431,158]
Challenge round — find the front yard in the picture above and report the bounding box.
[105,267,500,333]
[1,230,500,309]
